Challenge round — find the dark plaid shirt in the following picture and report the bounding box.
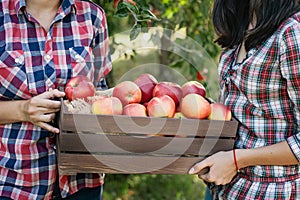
[0,0,111,199]
[212,12,300,200]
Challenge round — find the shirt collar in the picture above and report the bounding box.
[14,0,25,13]
[61,0,77,14]
[14,0,76,15]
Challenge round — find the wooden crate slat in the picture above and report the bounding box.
[60,112,238,138]
[58,153,206,174]
[60,132,234,156]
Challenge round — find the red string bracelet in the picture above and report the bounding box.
[233,149,240,173]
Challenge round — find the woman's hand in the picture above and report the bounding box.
[21,89,65,133]
[189,151,237,185]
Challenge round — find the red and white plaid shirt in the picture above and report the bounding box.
[210,12,300,199]
[0,0,112,199]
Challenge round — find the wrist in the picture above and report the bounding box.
[235,148,249,169]
[0,100,28,124]
[233,149,240,172]
[17,100,28,122]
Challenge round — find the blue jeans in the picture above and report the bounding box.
[204,187,213,200]
[52,182,103,200]
[62,186,102,200]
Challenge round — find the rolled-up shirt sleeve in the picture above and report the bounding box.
[280,22,300,162]
[286,135,300,162]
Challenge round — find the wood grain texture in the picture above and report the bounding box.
[58,153,206,175]
[58,99,238,175]
[60,101,238,138]
[60,132,235,156]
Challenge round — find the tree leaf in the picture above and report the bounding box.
[114,7,130,17]
[134,0,148,9]
[122,2,139,14]
[141,21,149,33]
[130,24,141,40]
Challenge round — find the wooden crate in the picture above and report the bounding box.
[57,99,238,175]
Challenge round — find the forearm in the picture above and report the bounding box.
[0,100,27,124]
[236,140,299,169]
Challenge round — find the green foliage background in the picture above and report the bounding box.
[92,1,220,199]
[103,174,206,200]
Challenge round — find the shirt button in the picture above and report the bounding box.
[75,54,82,62]
[45,54,51,61]
[225,77,230,85]
[15,58,20,64]
[15,56,24,65]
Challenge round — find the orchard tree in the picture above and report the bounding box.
[92,1,218,199]
[97,0,220,99]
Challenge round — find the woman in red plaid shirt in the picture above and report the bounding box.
[0,0,112,199]
[190,0,300,199]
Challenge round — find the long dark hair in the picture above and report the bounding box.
[212,0,300,50]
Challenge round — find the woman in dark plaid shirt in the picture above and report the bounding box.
[189,0,300,199]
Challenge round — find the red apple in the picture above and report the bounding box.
[152,82,183,106]
[181,81,206,97]
[181,93,211,119]
[143,101,149,108]
[126,0,136,5]
[123,103,147,117]
[91,97,123,115]
[147,95,176,118]
[65,75,96,101]
[87,95,106,105]
[112,81,142,106]
[114,0,136,8]
[208,103,232,121]
[134,73,158,103]
[113,0,120,8]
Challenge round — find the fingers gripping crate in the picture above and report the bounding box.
[57,99,238,175]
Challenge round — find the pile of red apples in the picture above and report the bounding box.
[65,74,232,121]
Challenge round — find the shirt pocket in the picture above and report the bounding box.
[0,50,30,100]
[69,46,95,81]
